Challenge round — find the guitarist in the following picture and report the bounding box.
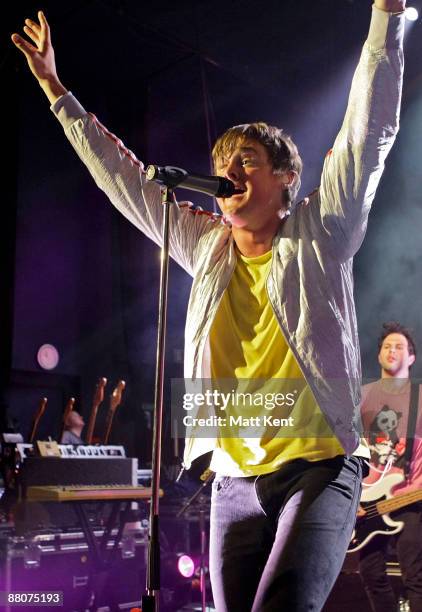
[359,322,422,612]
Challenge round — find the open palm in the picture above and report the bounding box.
[11,11,58,84]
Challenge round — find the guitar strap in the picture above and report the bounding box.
[403,382,419,480]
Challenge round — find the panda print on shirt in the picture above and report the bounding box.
[368,405,406,468]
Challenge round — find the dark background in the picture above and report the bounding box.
[1,0,422,466]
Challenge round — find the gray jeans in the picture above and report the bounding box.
[209,454,364,612]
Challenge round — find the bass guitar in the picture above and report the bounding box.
[348,473,422,553]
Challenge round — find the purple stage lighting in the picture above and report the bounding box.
[177,554,195,578]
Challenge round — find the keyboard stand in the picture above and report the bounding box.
[72,499,134,611]
[24,485,158,610]
[25,495,142,612]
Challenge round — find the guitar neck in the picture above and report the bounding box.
[86,378,107,444]
[29,398,47,443]
[103,380,125,444]
[60,397,76,440]
[86,407,99,444]
[377,489,422,515]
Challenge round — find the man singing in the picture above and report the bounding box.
[12,2,405,609]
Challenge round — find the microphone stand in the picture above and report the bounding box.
[142,185,174,612]
[141,166,234,611]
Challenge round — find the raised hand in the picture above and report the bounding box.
[11,11,67,104]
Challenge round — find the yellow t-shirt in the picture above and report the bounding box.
[209,249,346,476]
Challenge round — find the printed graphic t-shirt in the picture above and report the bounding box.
[361,379,422,496]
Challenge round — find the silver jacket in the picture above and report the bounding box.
[52,7,404,468]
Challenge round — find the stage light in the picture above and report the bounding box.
[177,553,195,578]
[161,551,196,583]
[405,6,419,21]
[161,552,194,610]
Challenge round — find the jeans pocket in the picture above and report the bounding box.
[345,455,364,479]
[329,457,362,531]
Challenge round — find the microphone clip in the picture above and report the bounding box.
[145,164,237,198]
[146,165,187,189]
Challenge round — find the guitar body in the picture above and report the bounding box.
[349,473,405,553]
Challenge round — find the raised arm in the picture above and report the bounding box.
[11,13,224,277]
[315,1,405,260]
[11,11,67,105]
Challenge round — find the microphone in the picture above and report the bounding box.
[145,165,240,198]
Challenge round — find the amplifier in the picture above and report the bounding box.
[323,556,405,612]
[0,529,147,612]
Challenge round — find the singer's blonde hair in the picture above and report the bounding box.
[212,122,302,206]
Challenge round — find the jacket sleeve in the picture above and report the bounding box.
[51,93,222,277]
[318,6,404,259]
